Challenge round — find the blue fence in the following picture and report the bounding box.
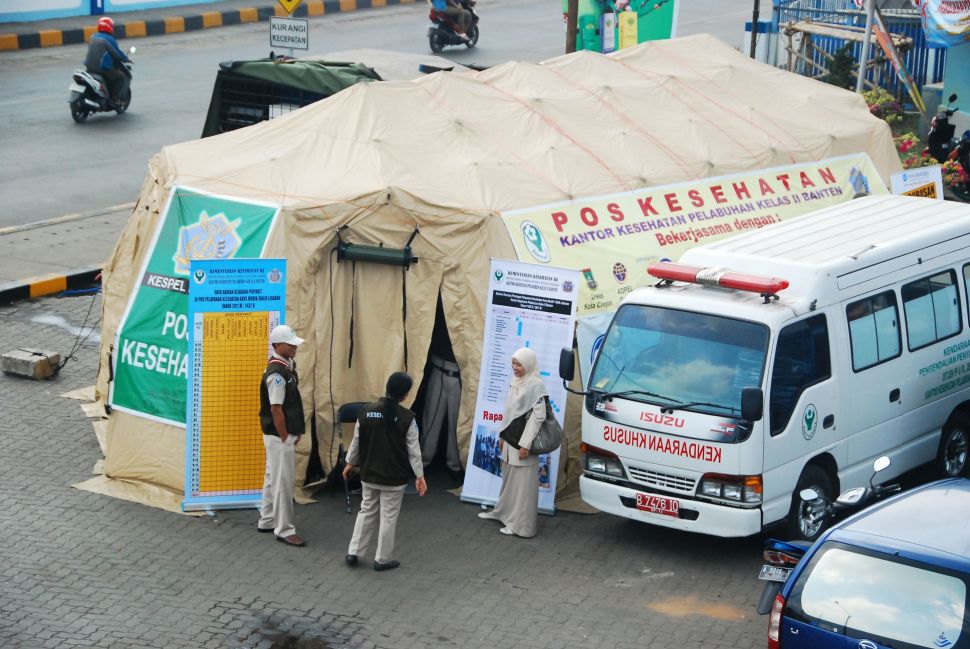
[773,0,946,99]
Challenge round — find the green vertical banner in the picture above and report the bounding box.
[110,186,281,426]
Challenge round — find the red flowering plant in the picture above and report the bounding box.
[942,159,969,189]
[894,132,937,169]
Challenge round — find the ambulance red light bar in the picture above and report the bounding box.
[648,262,789,296]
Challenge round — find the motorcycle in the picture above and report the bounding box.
[946,128,970,202]
[926,93,958,164]
[755,456,901,615]
[428,0,479,53]
[68,46,135,123]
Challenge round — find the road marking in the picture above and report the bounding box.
[647,594,749,621]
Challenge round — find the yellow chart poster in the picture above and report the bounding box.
[501,153,887,315]
[184,259,287,511]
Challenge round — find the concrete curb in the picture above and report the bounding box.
[0,0,415,51]
[0,267,102,305]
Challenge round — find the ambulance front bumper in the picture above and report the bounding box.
[580,475,763,538]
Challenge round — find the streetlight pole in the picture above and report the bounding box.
[856,0,875,92]
[566,0,579,54]
[750,0,760,59]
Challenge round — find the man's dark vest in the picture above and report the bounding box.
[259,358,305,438]
[356,399,415,487]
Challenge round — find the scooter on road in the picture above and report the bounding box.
[68,46,135,123]
[428,0,479,53]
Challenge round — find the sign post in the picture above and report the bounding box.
[273,0,307,57]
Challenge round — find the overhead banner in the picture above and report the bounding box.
[110,186,281,426]
[913,0,970,48]
[501,153,887,315]
[183,258,286,511]
[460,260,580,514]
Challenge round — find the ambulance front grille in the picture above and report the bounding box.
[627,466,696,493]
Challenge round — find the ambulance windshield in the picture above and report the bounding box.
[589,305,768,416]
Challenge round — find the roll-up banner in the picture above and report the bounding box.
[183,258,287,512]
[460,260,580,514]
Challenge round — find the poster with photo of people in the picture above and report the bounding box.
[460,259,579,514]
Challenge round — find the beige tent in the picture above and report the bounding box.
[89,34,901,510]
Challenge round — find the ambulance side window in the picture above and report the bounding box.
[769,315,831,436]
[964,264,970,319]
[847,292,901,372]
[902,270,961,351]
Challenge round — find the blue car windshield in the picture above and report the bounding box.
[788,543,969,649]
[588,305,768,415]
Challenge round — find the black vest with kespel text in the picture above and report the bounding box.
[356,399,415,487]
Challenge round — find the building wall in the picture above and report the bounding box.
[0,0,211,23]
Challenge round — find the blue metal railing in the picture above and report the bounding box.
[774,0,946,99]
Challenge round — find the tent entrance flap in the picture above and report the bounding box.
[336,228,421,369]
[417,294,463,474]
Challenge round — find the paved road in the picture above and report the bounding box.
[1,292,770,648]
[0,0,762,231]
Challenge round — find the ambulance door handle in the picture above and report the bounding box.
[889,388,900,403]
[823,414,834,429]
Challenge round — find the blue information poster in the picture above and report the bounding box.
[183,258,287,511]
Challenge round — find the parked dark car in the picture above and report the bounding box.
[768,477,970,649]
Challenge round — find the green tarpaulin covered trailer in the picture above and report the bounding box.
[201,58,381,138]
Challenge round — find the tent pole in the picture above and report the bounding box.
[856,0,875,93]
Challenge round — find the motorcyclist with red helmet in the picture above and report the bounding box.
[83,17,130,107]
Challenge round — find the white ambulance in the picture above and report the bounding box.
[563,195,970,540]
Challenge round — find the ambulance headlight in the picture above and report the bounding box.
[581,443,627,479]
[699,474,763,505]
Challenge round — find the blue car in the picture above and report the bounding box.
[768,477,970,649]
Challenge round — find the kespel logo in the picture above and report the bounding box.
[268,269,282,283]
[193,269,207,284]
[520,221,551,263]
[612,262,627,283]
[562,280,574,293]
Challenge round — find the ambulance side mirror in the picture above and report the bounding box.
[741,388,763,422]
[559,347,575,382]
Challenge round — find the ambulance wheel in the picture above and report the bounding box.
[784,465,832,542]
[937,413,970,478]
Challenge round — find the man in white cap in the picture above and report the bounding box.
[257,324,307,546]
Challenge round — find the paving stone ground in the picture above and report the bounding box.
[0,293,768,649]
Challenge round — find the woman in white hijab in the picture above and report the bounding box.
[478,347,547,537]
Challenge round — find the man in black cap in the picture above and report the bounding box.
[343,372,427,571]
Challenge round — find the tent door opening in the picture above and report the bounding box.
[416,295,463,478]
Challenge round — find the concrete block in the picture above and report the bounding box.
[1,348,61,379]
